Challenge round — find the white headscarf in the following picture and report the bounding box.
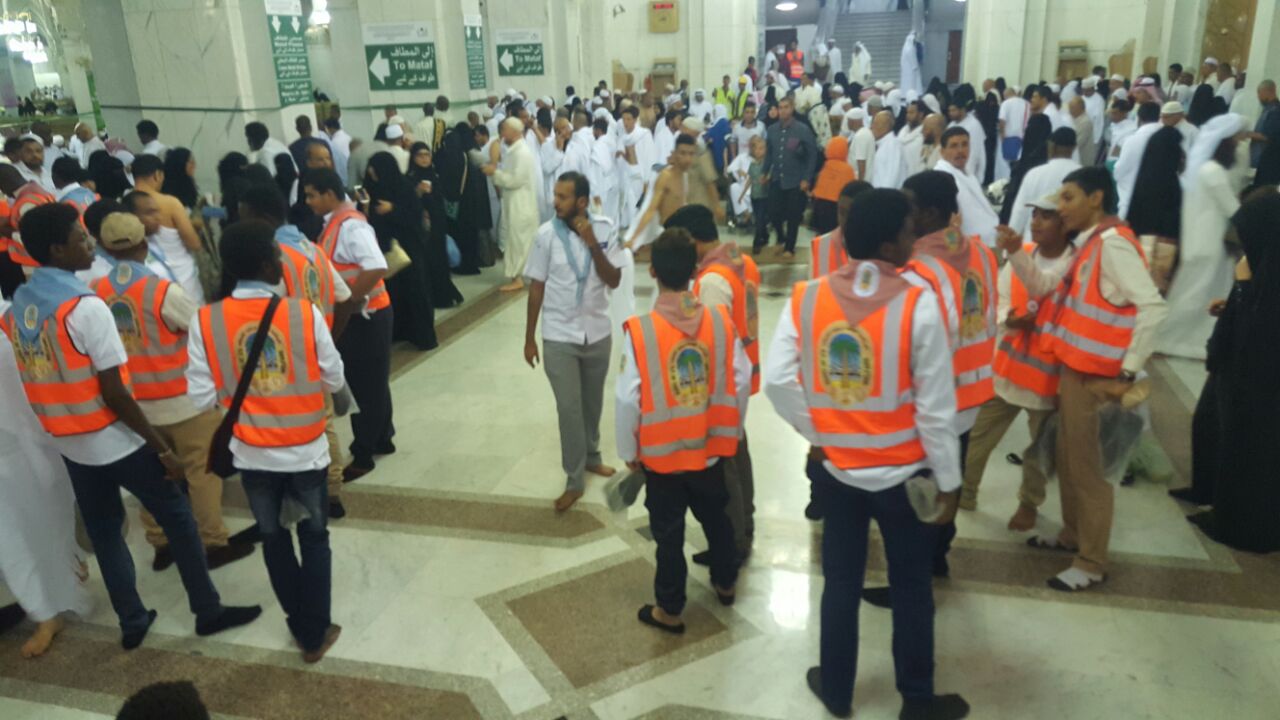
[1183,113,1246,193]
[922,93,942,116]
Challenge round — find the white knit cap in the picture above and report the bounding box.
[1204,57,1219,66]
[384,124,404,140]
[845,108,867,121]
[1082,76,1099,89]
[682,116,705,132]
[1160,101,1184,116]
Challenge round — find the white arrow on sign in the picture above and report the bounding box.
[500,49,513,71]
[369,51,391,85]
[271,15,281,33]
[291,16,300,33]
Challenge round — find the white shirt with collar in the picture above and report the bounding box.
[764,277,961,492]
[186,285,346,472]
[615,313,752,466]
[322,209,385,314]
[140,140,167,158]
[523,216,624,345]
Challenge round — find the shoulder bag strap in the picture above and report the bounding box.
[225,295,282,423]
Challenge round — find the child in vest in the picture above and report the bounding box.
[0,203,261,650]
[91,212,252,572]
[617,228,750,634]
[186,220,346,662]
[764,189,970,720]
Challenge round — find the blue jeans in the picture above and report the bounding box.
[65,447,223,634]
[814,465,938,712]
[240,468,331,652]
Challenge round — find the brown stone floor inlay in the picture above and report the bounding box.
[505,558,727,688]
[0,632,481,720]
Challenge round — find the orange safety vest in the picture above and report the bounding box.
[1,297,126,437]
[786,50,805,79]
[279,241,338,329]
[626,305,740,474]
[791,277,927,470]
[91,262,189,401]
[60,185,100,228]
[4,183,54,268]
[908,238,998,411]
[1042,221,1144,377]
[318,207,390,312]
[810,229,849,280]
[197,295,327,448]
[991,244,1062,399]
[693,251,762,393]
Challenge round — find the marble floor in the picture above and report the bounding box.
[3,228,1279,720]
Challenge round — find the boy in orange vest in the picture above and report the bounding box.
[962,193,1075,531]
[764,189,969,720]
[1,204,261,650]
[665,205,758,567]
[617,228,749,634]
[91,212,252,572]
[186,220,347,662]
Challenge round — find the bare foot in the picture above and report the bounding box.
[499,279,525,292]
[302,624,342,663]
[1007,502,1038,532]
[21,617,65,658]
[554,490,584,512]
[586,463,616,478]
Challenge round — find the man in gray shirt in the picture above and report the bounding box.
[762,96,818,258]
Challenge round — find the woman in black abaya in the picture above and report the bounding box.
[408,141,467,308]
[364,151,438,351]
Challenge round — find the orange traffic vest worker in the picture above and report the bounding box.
[3,180,55,268]
[961,192,1077,533]
[669,204,759,559]
[303,168,393,478]
[186,219,345,662]
[90,211,242,560]
[809,182,870,281]
[1,202,263,650]
[786,48,805,80]
[1034,167,1167,592]
[763,189,968,719]
[616,227,747,634]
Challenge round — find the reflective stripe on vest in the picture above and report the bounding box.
[629,306,740,473]
[1043,225,1143,376]
[1,299,123,436]
[319,209,389,312]
[199,297,327,447]
[992,244,1062,398]
[810,230,849,280]
[280,242,338,329]
[793,278,926,469]
[951,241,998,410]
[787,51,805,79]
[91,273,189,400]
[693,255,762,394]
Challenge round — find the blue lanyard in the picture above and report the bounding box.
[552,217,592,305]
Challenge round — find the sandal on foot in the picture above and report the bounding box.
[637,604,685,635]
[1026,535,1076,552]
[1047,567,1106,592]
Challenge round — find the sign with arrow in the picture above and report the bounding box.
[363,21,438,91]
[265,0,312,107]
[464,14,487,91]
[494,28,544,77]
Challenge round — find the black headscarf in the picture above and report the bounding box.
[1187,84,1217,126]
[1126,126,1184,238]
[437,122,475,204]
[160,147,199,208]
[1000,114,1053,224]
[87,150,132,200]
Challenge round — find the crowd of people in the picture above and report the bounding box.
[0,40,1277,720]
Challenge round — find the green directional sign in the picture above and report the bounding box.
[363,22,438,91]
[265,0,312,106]
[464,15,487,91]
[494,28,544,77]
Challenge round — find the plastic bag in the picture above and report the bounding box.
[446,234,461,268]
[1032,404,1147,485]
[604,470,646,512]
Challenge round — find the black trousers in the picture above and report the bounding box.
[752,198,771,253]
[933,429,970,576]
[769,185,807,253]
[337,306,395,467]
[644,462,739,616]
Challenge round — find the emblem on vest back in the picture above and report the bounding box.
[745,283,759,340]
[234,324,289,395]
[819,322,874,407]
[303,265,322,306]
[667,339,710,408]
[12,328,56,380]
[108,297,144,354]
[960,269,986,340]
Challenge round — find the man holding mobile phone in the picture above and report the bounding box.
[522,171,624,511]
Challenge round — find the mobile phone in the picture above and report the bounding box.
[353,185,370,204]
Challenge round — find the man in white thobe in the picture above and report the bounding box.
[826,40,843,84]
[1080,77,1106,146]
[899,101,927,177]
[542,118,573,219]
[947,101,986,182]
[615,107,656,231]
[484,118,541,292]
[688,90,715,124]
[848,42,871,83]
[1160,101,1198,154]
[588,118,619,222]
[871,110,908,189]
[900,31,923,96]
[1007,127,1081,235]
[935,126,998,247]
[1113,103,1162,217]
[845,108,876,183]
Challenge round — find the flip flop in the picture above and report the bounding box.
[1005,452,1023,466]
[1047,568,1107,592]
[1026,536,1077,553]
[637,604,685,635]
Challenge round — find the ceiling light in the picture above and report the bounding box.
[775,2,798,10]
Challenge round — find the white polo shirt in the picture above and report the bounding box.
[524,216,625,345]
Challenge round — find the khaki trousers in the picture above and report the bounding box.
[141,409,229,549]
[1056,367,1114,575]
[324,394,343,501]
[961,396,1051,508]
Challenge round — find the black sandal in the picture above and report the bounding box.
[637,604,685,635]
[1006,453,1023,466]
